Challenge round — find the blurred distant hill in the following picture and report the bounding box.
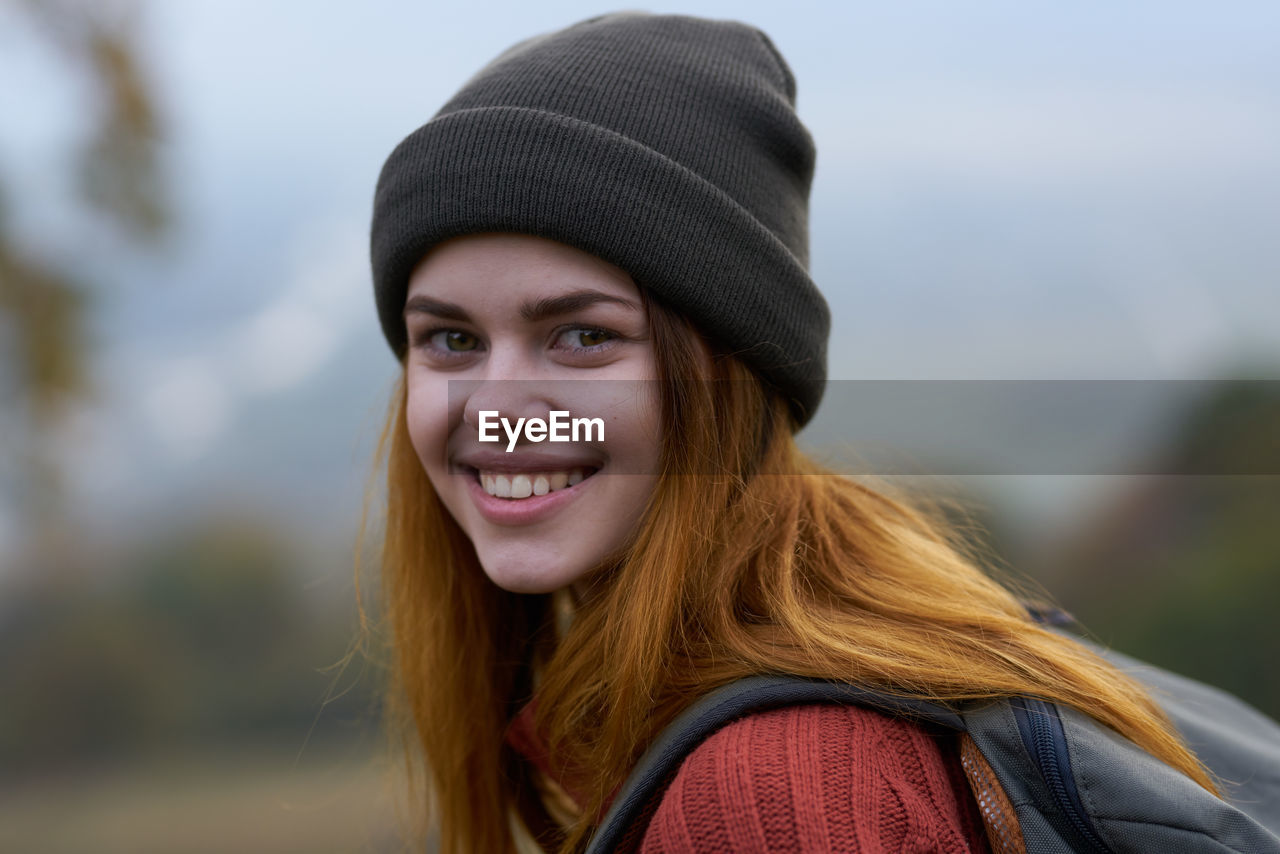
[0,514,380,781]
[1036,381,1280,718]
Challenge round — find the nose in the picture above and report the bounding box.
[458,343,561,435]
[460,378,560,435]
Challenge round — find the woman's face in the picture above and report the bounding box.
[403,233,662,594]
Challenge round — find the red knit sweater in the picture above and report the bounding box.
[510,703,991,852]
[638,703,990,852]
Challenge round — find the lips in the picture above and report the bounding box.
[461,466,599,528]
[450,446,604,527]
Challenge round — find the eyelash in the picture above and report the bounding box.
[553,327,618,352]
[409,326,621,362]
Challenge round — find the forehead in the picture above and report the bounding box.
[406,233,638,303]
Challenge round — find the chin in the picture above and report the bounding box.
[484,574,579,596]
[478,556,593,595]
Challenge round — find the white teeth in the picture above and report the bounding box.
[478,468,591,499]
[511,474,532,499]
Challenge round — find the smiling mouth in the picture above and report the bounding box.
[473,467,597,499]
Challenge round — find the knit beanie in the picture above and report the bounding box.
[370,12,830,424]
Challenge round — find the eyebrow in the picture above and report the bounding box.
[403,295,471,322]
[403,290,640,323]
[519,290,640,323]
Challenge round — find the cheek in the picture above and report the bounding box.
[404,381,450,474]
[591,375,664,471]
[623,383,664,472]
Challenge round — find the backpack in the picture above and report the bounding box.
[584,634,1280,853]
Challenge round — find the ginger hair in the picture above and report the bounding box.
[367,296,1215,854]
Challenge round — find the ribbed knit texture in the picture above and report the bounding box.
[637,704,991,853]
[370,13,830,423]
[508,702,991,852]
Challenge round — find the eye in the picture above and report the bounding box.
[556,327,616,350]
[436,330,479,352]
[408,327,483,363]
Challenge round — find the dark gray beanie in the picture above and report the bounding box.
[371,12,829,424]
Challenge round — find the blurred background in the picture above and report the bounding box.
[1,0,1277,850]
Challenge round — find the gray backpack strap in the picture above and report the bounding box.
[583,676,961,854]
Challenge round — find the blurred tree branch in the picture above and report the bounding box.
[19,0,170,239]
[1,0,169,518]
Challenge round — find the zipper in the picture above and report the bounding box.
[1010,697,1113,853]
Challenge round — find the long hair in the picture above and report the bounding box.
[370,296,1216,854]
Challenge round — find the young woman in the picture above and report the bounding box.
[366,13,1217,853]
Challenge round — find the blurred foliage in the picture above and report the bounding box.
[17,0,170,237]
[0,195,89,419]
[1041,381,1280,719]
[1,0,169,515]
[1162,381,1280,476]
[0,516,381,780]
[0,0,392,791]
